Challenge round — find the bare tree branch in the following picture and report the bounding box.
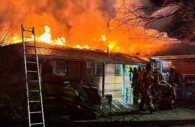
[114,0,195,42]
[0,20,13,46]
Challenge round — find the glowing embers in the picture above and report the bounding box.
[74,44,90,49]
[11,33,22,44]
[101,35,107,42]
[108,41,116,50]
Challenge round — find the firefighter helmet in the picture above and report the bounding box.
[170,66,176,71]
[146,63,152,70]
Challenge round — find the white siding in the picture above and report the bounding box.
[104,64,136,104]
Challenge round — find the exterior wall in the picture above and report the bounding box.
[155,60,195,75]
[0,47,28,126]
[42,60,85,83]
[104,64,140,104]
[171,61,195,74]
[0,46,24,81]
[152,60,195,80]
[41,59,103,93]
[104,63,123,98]
[42,60,140,103]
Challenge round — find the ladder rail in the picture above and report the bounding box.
[21,24,31,127]
[33,27,46,127]
[21,24,46,127]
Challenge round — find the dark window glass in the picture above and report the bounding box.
[162,61,172,73]
[115,64,123,76]
[87,62,103,76]
[54,61,67,76]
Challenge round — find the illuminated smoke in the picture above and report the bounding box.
[0,0,179,55]
[0,0,116,33]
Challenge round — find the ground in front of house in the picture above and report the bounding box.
[60,99,195,127]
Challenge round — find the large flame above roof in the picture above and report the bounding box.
[38,25,66,45]
[0,0,178,55]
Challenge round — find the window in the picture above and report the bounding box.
[87,62,94,75]
[162,61,172,73]
[115,64,123,76]
[87,62,103,76]
[54,61,67,76]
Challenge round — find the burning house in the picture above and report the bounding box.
[0,41,147,126]
[0,0,194,126]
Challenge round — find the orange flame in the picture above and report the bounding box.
[39,26,52,43]
[38,25,66,45]
[1,0,179,55]
[101,35,107,42]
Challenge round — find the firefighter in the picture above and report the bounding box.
[139,64,155,113]
[132,67,140,104]
[167,66,180,107]
[158,81,176,110]
[129,67,133,82]
[153,67,164,85]
[168,66,180,86]
[151,68,164,108]
[63,81,81,105]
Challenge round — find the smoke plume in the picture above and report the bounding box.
[0,0,115,35]
[131,0,195,43]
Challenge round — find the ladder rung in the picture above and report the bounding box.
[25,44,35,47]
[28,80,39,83]
[30,122,43,126]
[29,90,40,92]
[24,36,32,38]
[27,70,38,73]
[26,61,37,64]
[24,29,33,33]
[29,100,40,103]
[30,111,42,114]
[25,53,35,56]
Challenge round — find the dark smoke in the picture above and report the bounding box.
[154,43,195,55]
[99,0,116,19]
[132,0,195,43]
[0,0,116,33]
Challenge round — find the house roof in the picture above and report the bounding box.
[1,42,148,64]
[151,55,195,61]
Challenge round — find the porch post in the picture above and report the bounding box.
[160,61,163,73]
[102,62,105,97]
[123,64,126,99]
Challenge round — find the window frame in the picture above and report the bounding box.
[162,61,172,73]
[115,64,123,76]
[53,61,67,76]
[87,62,103,76]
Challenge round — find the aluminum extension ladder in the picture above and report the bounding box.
[21,24,46,127]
